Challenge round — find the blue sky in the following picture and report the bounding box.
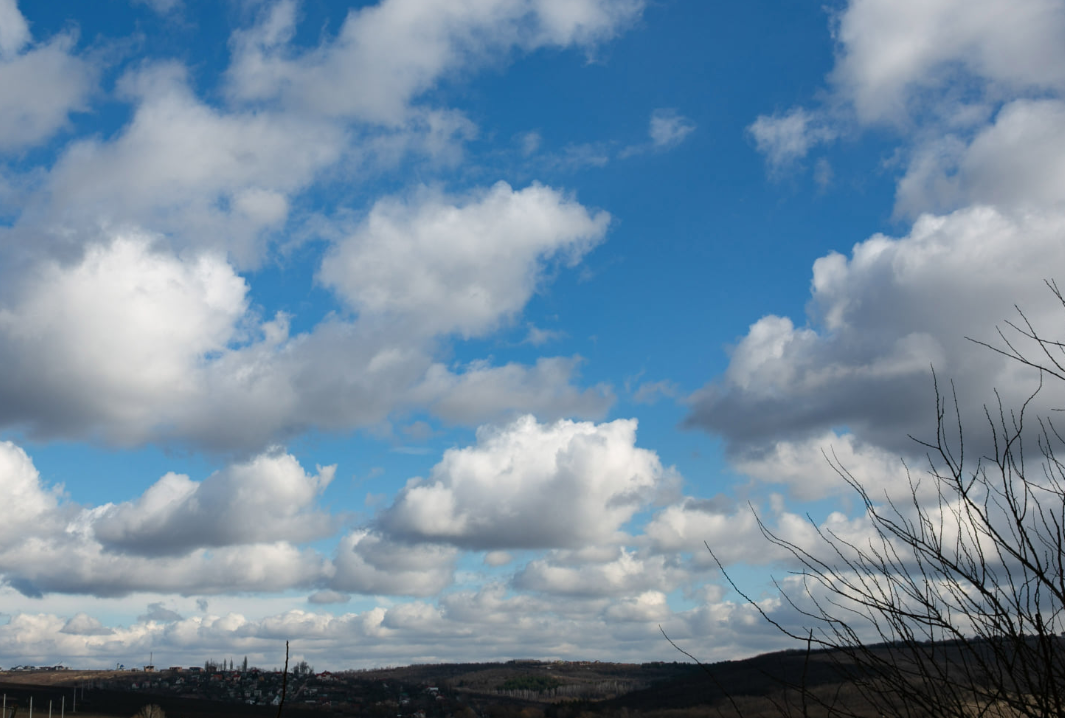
[0,0,1063,670]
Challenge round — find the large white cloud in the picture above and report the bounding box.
[731,430,915,503]
[514,548,691,596]
[379,415,671,549]
[896,99,1065,216]
[0,1,625,450]
[0,441,343,597]
[686,205,1065,458]
[320,182,609,338]
[0,215,611,449]
[2,540,328,598]
[0,1,95,152]
[0,441,67,545]
[748,0,1065,182]
[92,451,337,556]
[0,0,29,57]
[329,530,457,597]
[0,234,246,439]
[414,357,614,424]
[226,0,643,124]
[832,0,1065,124]
[34,63,345,267]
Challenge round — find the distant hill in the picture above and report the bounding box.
[0,642,1017,718]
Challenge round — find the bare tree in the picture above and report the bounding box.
[712,284,1065,717]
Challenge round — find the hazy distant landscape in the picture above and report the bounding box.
[3,642,1027,718]
[0,649,865,718]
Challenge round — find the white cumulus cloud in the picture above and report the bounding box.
[320,182,609,338]
[226,0,644,124]
[92,451,337,556]
[380,415,672,549]
[0,1,95,152]
[832,0,1065,124]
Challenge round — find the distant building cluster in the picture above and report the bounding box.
[86,666,457,715]
[7,665,68,672]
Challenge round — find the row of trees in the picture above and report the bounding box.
[202,656,311,675]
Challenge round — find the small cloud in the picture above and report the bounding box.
[621,109,696,158]
[401,420,436,441]
[308,590,351,605]
[391,446,434,455]
[484,551,513,567]
[138,602,183,623]
[517,131,542,157]
[523,323,566,347]
[545,142,611,171]
[649,109,696,149]
[632,380,680,404]
[814,157,834,189]
[358,466,385,483]
[61,613,114,636]
[196,598,209,613]
[748,107,837,173]
[364,492,388,507]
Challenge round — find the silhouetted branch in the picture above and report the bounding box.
[704,284,1065,717]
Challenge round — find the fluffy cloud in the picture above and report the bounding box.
[648,109,696,149]
[2,538,328,598]
[515,549,691,596]
[330,530,457,597]
[686,205,1065,458]
[0,580,809,669]
[0,2,625,451]
[0,442,340,597]
[92,451,337,556]
[307,590,350,605]
[226,0,644,124]
[0,1,95,152]
[831,0,1065,124]
[61,613,114,636]
[0,0,29,56]
[379,415,671,549]
[645,498,766,567]
[0,441,67,545]
[35,63,345,266]
[749,0,1065,183]
[747,107,836,170]
[0,233,247,441]
[732,430,914,502]
[0,215,610,449]
[415,357,614,425]
[896,99,1065,216]
[320,182,609,338]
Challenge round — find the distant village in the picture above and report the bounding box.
[3,661,466,716]
[0,659,659,716]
